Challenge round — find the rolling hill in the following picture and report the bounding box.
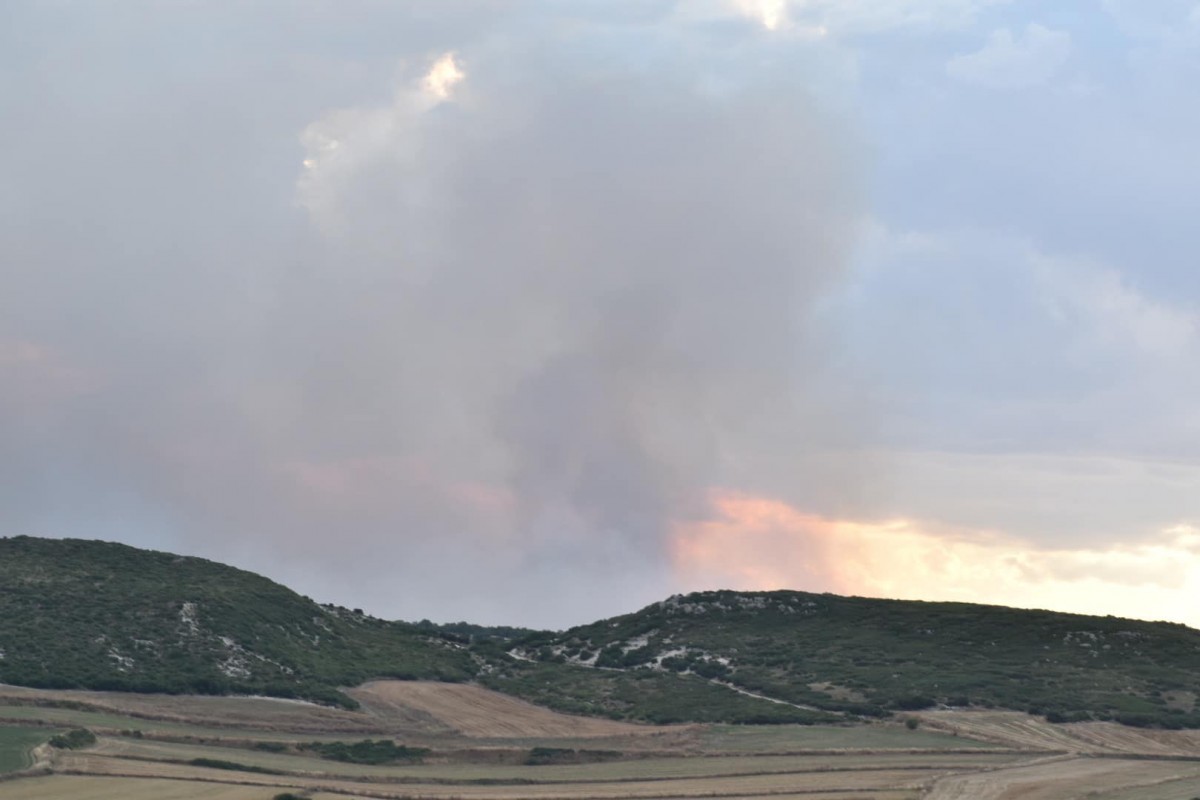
[2,537,1199,728]
[0,536,473,707]
[496,589,1200,727]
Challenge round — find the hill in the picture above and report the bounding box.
[492,590,1200,727]
[0,536,473,707]
[3,537,1200,729]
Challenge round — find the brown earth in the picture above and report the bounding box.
[347,680,677,738]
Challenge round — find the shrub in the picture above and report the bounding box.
[892,695,937,711]
[48,728,96,750]
[188,757,283,775]
[300,739,427,765]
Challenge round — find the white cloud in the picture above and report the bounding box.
[947,23,1071,89]
[732,0,791,31]
[1034,255,1199,359]
[708,0,1007,36]
[422,52,465,100]
[805,0,1010,35]
[296,51,465,241]
[1102,0,1200,41]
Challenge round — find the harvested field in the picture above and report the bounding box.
[89,735,1024,782]
[348,680,670,738]
[0,775,347,799]
[0,684,381,735]
[2,688,1196,800]
[698,722,1001,753]
[1092,773,1200,799]
[1067,721,1200,755]
[57,750,961,798]
[0,704,326,742]
[925,755,1200,800]
[916,710,1200,755]
[2,775,919,800]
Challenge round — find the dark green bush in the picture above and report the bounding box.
[300,739,428,765]
[48,728,96,749]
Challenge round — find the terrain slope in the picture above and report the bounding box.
[4,537,1200,728]
[0,536,472,706]
[495,589,1200,726]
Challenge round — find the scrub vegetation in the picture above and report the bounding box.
[0,536,473,708]
[496,590,1200,728]
[3,537,1200,729]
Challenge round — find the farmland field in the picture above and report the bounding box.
[0,725,52,773]
[924,756,1200,800]
[0,776,349,799]
[348,679,671,737]
[1,683,1198,799]
[916,710,1200,755]
[86,735,1026,780]
[697,721,1002,752]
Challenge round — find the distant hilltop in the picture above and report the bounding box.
[2,536,1198,728]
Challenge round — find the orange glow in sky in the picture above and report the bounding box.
[671,489,1200,628]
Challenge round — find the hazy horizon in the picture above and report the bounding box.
[3,1,1199,629]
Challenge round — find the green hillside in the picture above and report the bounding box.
[0,537,472,707]
[4,538,1200,729]
[496,590,1200,728]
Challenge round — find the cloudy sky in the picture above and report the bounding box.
[3,1,1199,629]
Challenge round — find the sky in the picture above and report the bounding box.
[2,0,1199,629]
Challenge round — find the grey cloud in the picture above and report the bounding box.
[0,3,862,626]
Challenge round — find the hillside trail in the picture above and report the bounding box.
[707,677,842,715]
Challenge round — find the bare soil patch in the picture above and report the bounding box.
[347,680,674,738]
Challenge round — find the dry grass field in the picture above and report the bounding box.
[0,685,1197,799]
[347,680,667,738]
[86,735,1024,781]
[50,750,961,798]
[924,755,1200,799]
[0,684,382,734]
[0,775,349,799]
[0,776,921,800]
[915,710,1200,755]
